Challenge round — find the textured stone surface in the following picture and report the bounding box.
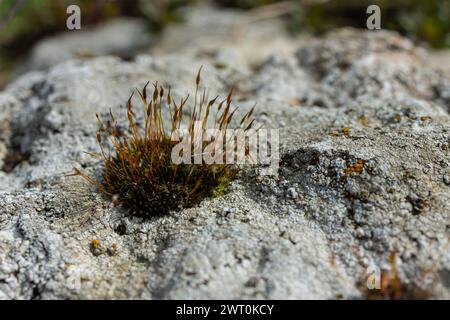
[15,17,154,74]
[0,9,449,299]
[296,29,450,111]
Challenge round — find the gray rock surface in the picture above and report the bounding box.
[0,8,449,299]
[151,5,296,69]
[17,17,154,73]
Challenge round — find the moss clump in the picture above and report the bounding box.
[73,69,255,217]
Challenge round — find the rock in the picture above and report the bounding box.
[444,175,450,186]
[0,21,449,299]
[287,187,298,199]
[18,18,155,73]
[296,28,450,112]
[151,5,298,70]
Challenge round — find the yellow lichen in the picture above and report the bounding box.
[342,127,351,136]
[91,239,100,249]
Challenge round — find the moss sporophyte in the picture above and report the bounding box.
[71,69,258,217]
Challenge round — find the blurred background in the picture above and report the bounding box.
[1,0,449,88]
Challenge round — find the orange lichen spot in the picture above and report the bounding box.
[91,239,100,249]
[90,238,106,256]
[345,159,365,175]
[393,114,402,122]
[420,116,432,121]
[342,127,351,136]
[329,127,351,137]
[108,243,119,256]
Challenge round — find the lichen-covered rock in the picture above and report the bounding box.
[0,17,449,299]
[296,28,450,112]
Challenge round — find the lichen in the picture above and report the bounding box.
[344,159,365,175]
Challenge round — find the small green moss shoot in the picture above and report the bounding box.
[72,69,256,217]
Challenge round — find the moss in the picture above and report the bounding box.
[212,173,234,198]
[73,69,256,217]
